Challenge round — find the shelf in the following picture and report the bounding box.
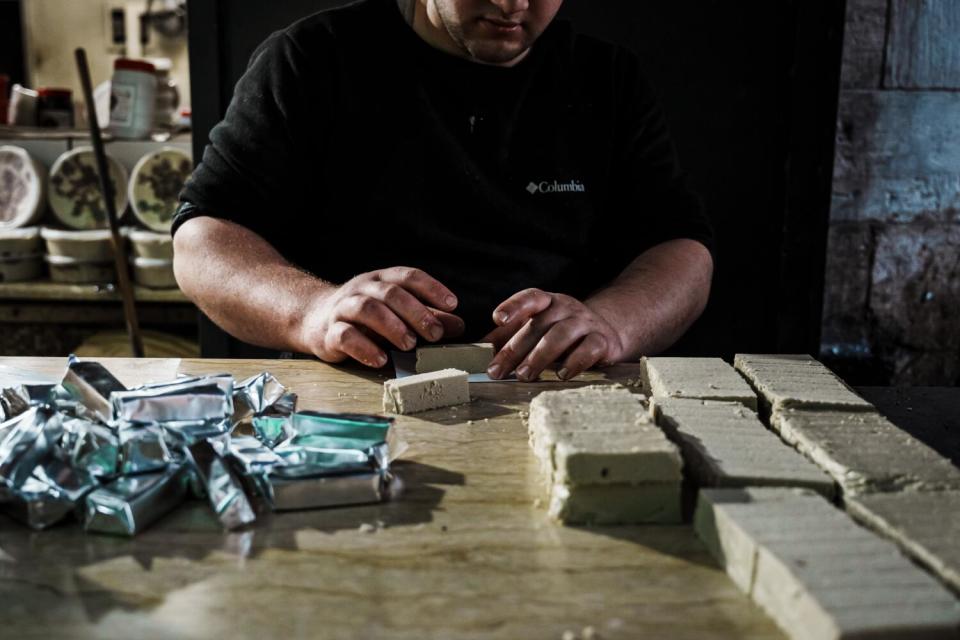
[0,126,191,144]
[0,280,190,303]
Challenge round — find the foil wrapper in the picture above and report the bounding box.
[291,412,392,441]
[269,472,385,511]
[252,416,293,449]
[1,383,55,422]
[61,418,118,478]
[83,464,189,536]
[0,405,62,488]
[2,458,96,530]
[118,423,175,475]
[111,375,234,425]
[186,439,257,530]
[232,372,296,425]
[160,418,231,446]
[60,356,127,423]
[273,443,389,479]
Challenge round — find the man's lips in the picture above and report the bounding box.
[479,17,523,33]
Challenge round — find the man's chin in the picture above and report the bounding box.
[465,41,531,66]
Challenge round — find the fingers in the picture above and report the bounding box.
[378,267,458,312]
[487,315,553,380]
[430,308,466,339]
[339,296,415,351]
[327,321,387,368]
[358,281,445,342]
[515,319,591,382]
[481,317,527,350]
[557,333,609,381]
[492,288,552,327]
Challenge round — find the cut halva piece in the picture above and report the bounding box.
[694,487,960,640]
[734,354,874,417]
[641,356,758,410]
[415,343,495,374]
[382,368,469,414]
[772,409,960,496]
[528,385,683,525]
[847,490,960,594]
[654,398,834,497]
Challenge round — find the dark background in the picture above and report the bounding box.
[0,0,27,88]
[187,0,847,360]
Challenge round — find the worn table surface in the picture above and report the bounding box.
[0,357,781,640]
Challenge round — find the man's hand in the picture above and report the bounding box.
[301,267,464,367]
[483,289,625,382]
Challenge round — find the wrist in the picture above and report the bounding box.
[290,279,338,355]
[586,292,640,362]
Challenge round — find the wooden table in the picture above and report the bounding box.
[0,358,782,639]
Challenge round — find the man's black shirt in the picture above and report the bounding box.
[176,0,713,340]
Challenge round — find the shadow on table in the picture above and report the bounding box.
[567,522,720,571]
[413,399,515,425]
[0,460,464,623]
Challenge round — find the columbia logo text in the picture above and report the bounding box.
[526,180,586,195]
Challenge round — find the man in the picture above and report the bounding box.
[173,0,714,382]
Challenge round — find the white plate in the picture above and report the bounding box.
[129,147,192,232]
[48,147,128,230]
[0,146,47,231]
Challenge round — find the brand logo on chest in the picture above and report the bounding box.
[526,179,587,195]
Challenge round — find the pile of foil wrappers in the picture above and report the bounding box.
[0,357,398,535]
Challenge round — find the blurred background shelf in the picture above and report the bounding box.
[0,280,188,303]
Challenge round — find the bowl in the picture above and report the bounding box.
[48,147,128,230]
[45,254,115,284]
[0,146,47,231]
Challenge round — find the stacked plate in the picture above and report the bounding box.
[41,227,126,285]
[0,146,47,231]
[129,147,192,233]
[48,147,128,230]
[129,229,176,288]
[0,227,44,283]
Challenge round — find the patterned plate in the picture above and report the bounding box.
[129,147,192,232]
[49,147,128,230]
[0,146,46,231]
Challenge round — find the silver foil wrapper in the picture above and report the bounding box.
[83,464,189,536]
[186,438,257,530]
[111,375,234,424]
[60,356,127,423]
[61,418,119,478]
[232,372,296,425]
[118,423,175,475]
[1,383,55,422]
[0,405,62,488]
[160,418,231,446]
[2,458,96,530]
[268,472,385,511]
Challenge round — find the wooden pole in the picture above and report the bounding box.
[74,48,145,358]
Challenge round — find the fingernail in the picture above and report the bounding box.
[558,368,570,380]
[517,365,531,380]
[429,325,443,341]
[487,364,501,379]
[496,311,510,324]
[444,295,457,309]
[403,334,416,350]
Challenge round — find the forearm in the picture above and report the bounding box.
[586,238,713,360]
[172,216,333,353]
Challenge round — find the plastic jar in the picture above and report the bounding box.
[36,88,75,128]
[109,58,157,140]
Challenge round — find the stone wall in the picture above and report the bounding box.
[823,0,960,385]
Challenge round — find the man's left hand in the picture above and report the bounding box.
[482,289,625,382]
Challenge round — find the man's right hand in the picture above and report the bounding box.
[300,267,464,368]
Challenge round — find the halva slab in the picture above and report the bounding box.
[734,354,874,416]
[382,368,469,414]
[641,356,758,410]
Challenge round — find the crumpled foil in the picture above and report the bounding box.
[232,372,297,426]
[0,359,397,536]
